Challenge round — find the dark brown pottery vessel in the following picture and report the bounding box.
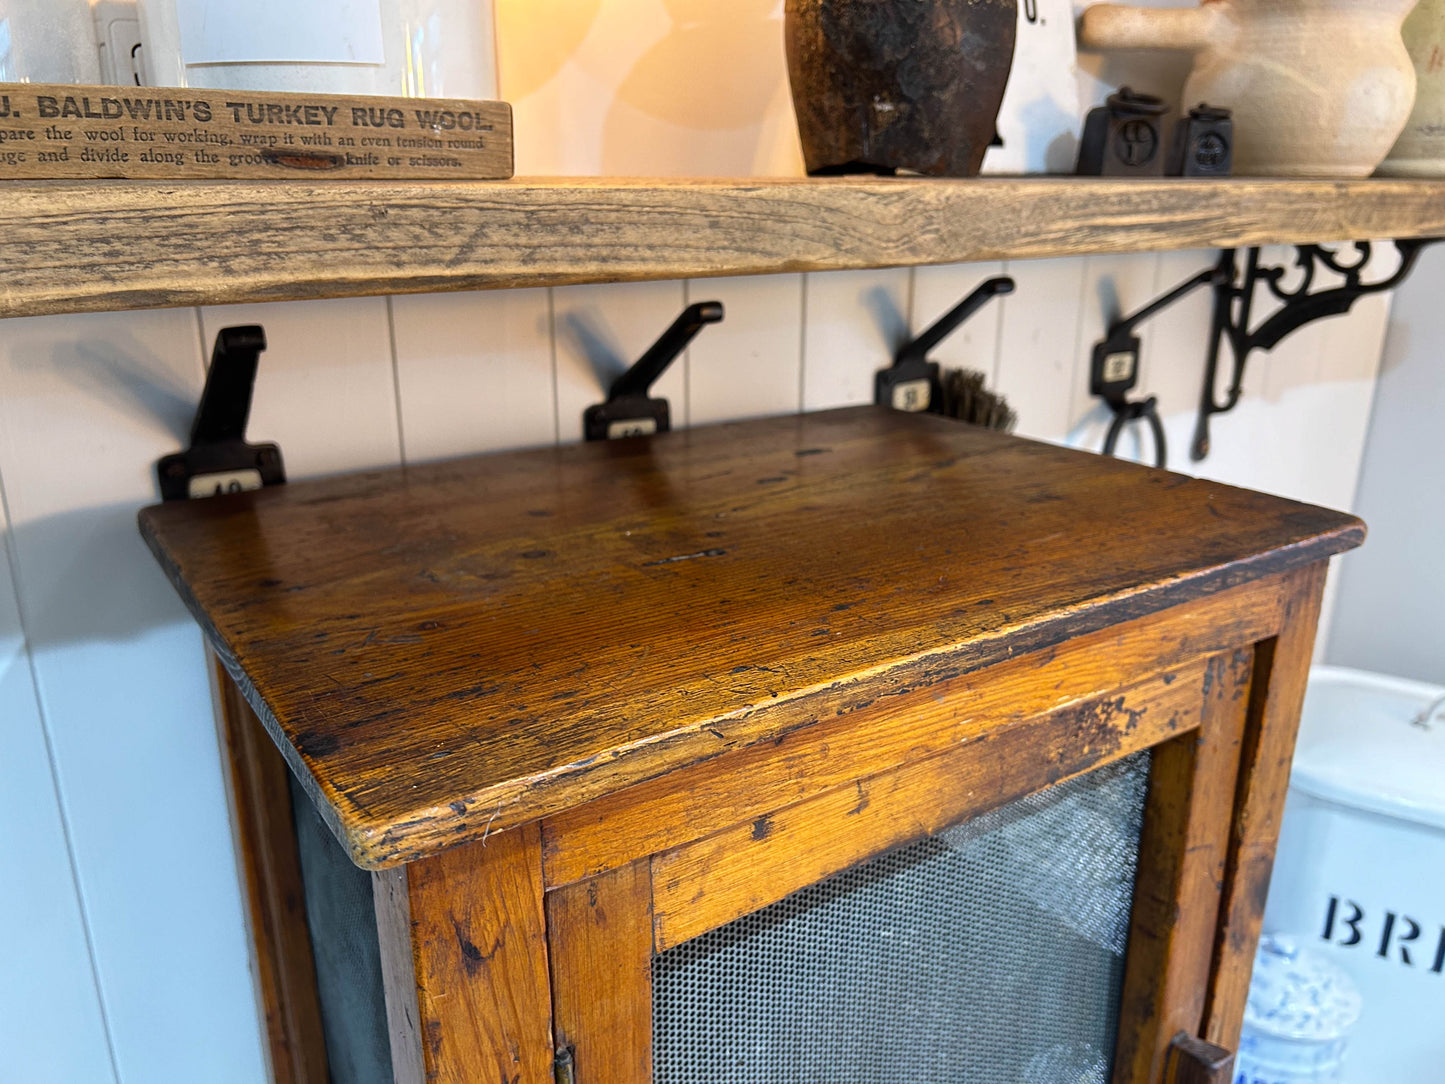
[785,0,1018,176]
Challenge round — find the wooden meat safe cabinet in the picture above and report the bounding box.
[139,407,1359,1084]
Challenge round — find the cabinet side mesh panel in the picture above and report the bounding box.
[652,752,1150,1084]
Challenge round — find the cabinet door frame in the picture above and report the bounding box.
[537,564,1324,1084]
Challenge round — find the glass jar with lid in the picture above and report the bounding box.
[137,0,496,98]
[0,0,103,83]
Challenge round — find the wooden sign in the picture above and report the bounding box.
[0,84,512,180]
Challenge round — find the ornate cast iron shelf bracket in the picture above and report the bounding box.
[583,301,724,442]
[1192,239,1440,462]
[157,325,285,501]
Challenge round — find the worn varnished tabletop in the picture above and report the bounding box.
[139,407,1362,868]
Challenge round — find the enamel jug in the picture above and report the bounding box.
[1079,0,1418,177]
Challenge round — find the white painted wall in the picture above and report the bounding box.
[0,2,1395,1081]
[1328,243,1445,686]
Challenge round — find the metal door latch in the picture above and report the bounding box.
[156,325,285,501]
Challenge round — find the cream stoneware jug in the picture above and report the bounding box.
[1380,0,1445,175]
[1078,0,1418,177]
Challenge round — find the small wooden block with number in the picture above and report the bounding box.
[0,83,512,180]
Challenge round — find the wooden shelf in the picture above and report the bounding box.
[5,175,1445,319]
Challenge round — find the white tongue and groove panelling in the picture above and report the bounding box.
[391,289,558,461]
[0,308,267,1084]
[0,3,1393,1081]
[0,485,115,1084]
[686,275,804,426]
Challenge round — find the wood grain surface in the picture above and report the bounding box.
[651,660,1205,950]
[1205,564,1328,1051]
[380,826,554,1084]
[138,407,1362,869]
[542,576,1284,888]
[214,660,329,1084]
[546,860,654,1084]
[6,176,1445,318]
[1114,650,1253,1084]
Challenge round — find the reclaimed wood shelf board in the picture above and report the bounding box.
[138,406,1362,870]
[4,175,1445,318]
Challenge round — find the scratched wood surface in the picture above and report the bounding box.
[542,577,1285,889]
[547,860,654,1084]
[138,407,1362,869]
[651,662,1205,950]
[380,826,553,1084]
[1204,564,1328,1051]
[4,177,1445,317]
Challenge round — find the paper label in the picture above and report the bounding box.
[607,418,659,439]
[188,469,263,499]
[1103,351,1136,385]
[890,379,932,413]
[176,0,386,66]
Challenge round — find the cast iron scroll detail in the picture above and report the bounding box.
[1192,240,1439,461]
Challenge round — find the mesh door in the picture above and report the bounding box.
[652,752,1151,1084]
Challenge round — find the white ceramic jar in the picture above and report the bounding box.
[0,0,102,83]
[980,0,1081,174]
[1263,667,1445,1083]
[136,0,496,98]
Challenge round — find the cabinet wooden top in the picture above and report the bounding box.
[139,408,1362,868]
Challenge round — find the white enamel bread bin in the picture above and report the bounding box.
[1262,666,1445,1084]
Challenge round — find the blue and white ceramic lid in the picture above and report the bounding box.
[1243,935,1362,1043]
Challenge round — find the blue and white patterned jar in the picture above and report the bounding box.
[1235,935,1363,1084]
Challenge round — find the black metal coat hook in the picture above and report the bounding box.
[1091,265,1228,469]
[156,325,285,501]
[876,276,1014,413]
[1191,240,1440,461]
[583,301,724,441]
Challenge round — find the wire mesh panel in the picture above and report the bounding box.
[652,752,1151,1084]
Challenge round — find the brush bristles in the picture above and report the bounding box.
[939,368,1018,432]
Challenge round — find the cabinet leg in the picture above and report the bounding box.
[214,658,329,1084]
